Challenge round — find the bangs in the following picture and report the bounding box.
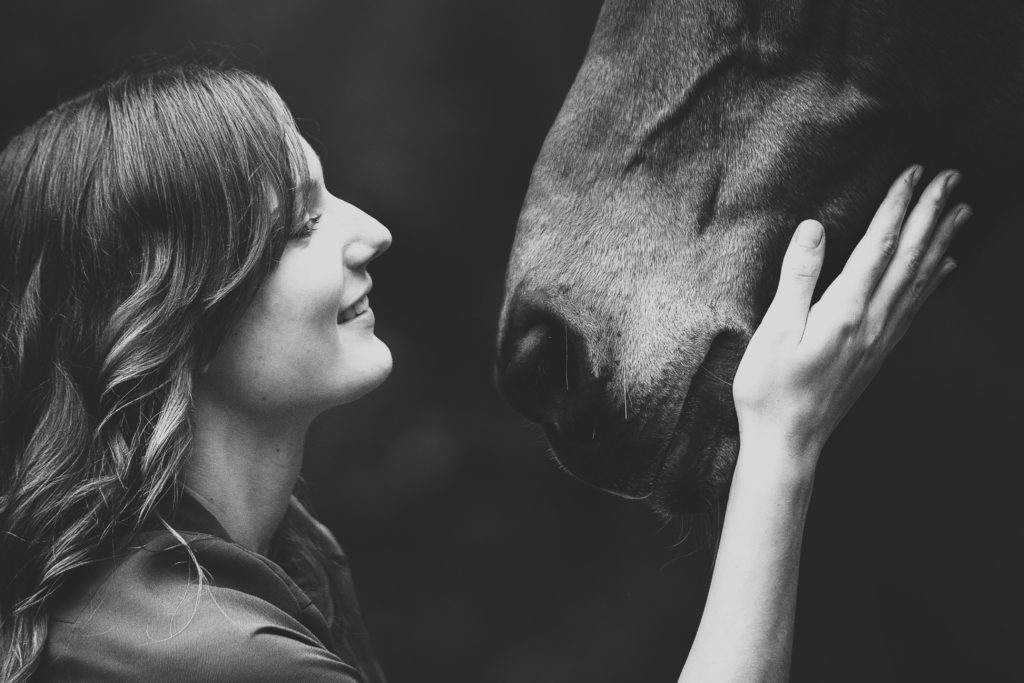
[237,76,314,257]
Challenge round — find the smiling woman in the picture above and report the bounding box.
[0,61,389,682]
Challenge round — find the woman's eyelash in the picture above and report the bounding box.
[293,213,322,239]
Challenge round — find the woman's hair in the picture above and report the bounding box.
[0,61,326,680]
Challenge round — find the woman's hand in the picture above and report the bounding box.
[732,166,971,466]
[681,165,969,683]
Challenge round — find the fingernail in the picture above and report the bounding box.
[945,170,962,192]
[796,220,824,247]
[955,204,973,225]
[909,165,923,185]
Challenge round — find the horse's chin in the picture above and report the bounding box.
[546,409,739,515]
[647,422,739,516]
[545,388,741,515]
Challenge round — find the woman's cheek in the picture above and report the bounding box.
[268,272,341,327]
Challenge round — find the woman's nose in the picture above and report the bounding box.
[344,204,392,268]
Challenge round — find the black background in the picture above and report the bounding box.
[2,2,1021,682]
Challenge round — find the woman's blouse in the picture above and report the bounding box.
[37,492,385,682]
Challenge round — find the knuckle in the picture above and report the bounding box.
[864,324,886,351]
[788,260,822,281]
[900,246,927,277]
[792,267,820,281]
[877,232,899,260]
[835,310,863,336]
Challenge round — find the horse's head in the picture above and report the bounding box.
[497,0,1024,513]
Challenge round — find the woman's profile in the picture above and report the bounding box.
[0,60,965,681]
[0,63,387,681]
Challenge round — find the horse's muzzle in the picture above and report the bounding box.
[496,292,668,498]
[497,290,747,507]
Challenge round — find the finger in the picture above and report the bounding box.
[878,202,970,322]
[921,256,958,301]
[869,170,962,312]
[886,256,957,346]
[831,165,922,307]
[914,203,970,283]
[763,220,826,336]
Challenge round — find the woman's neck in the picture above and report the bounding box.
[185,391,312,555]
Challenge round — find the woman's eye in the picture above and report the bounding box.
[293,213,322,240]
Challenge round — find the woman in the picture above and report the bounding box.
[0,62,965,682]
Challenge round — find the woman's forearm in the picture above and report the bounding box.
[678,444,817,683]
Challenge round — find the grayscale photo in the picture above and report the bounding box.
[1,1,1020,681]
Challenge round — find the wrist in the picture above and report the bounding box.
[738,421,825,463]
[733,433,821,497]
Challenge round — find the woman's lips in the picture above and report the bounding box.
[337,294,371,323]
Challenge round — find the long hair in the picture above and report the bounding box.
[0,61,321,681]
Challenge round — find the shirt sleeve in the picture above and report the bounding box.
[154,583,369,683]
[43,565,369,682]
[181,621,365,683]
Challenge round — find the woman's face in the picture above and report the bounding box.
[200,137,393,418]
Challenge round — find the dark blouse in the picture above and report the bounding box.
[38,493,385,682]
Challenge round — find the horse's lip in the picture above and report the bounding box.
[540,386,688,501]
[541,401,670,500]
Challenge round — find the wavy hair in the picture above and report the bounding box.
[0,61,329,680]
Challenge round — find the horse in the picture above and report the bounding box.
[496,0,1024,515]
[498,1,1024,678]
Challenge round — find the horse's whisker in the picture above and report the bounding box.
[698,365,733,388]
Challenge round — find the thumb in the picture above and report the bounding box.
[765,220,826,334]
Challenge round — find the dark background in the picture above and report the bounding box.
[3,2,1021,682]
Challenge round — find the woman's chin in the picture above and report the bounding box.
[331,341,393,405]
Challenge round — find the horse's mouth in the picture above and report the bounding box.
[542,402,669,500]
[544,329,746,512]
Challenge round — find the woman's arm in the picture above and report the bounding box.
[678,166,970,682]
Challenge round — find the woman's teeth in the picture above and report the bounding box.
[338,295,369,323]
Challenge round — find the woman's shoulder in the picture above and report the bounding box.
[39,520,362,681]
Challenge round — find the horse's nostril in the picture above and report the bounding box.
[496,301,584,424]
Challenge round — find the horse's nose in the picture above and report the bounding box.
[496,296,590,425]
[497,295,664,499]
